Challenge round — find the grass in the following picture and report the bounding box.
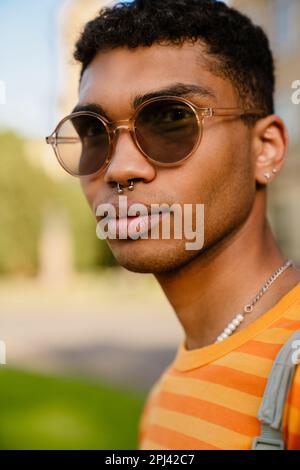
[0,367,146,450]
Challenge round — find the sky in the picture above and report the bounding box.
[0,0,61,138]
[0,0,125,139]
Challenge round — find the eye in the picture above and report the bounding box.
[159,106,193,123]
[73,117,106,140]
[85,123,101,137]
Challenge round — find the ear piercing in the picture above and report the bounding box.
[264,169,277,181]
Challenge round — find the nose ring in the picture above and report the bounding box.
[117,182,124,194]
[116,180,135,194]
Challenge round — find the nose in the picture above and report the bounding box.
[103,127,156,189]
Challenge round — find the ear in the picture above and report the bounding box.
[252,115,288,185]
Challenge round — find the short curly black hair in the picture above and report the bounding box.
[74,0,275,119]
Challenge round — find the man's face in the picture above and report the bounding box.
[78,42,256,273]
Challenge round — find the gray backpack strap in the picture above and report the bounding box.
[252,328,300,450]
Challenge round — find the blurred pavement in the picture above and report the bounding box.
[0,268,182,392]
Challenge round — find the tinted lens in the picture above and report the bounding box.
[56,114,110,176]
[135,99,200,164]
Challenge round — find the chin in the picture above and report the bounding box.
[106,237,201,274]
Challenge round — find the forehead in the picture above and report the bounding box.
[79,42,238,114]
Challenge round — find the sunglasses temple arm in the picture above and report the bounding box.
[210,108,265,117]
[46,135,81,145]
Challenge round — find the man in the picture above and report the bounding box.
[47,0,300,449]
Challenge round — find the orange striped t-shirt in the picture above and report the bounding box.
[138,281,300,450]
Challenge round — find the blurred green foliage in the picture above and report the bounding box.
[0,132,51,275]
[0,368,145,450]
[0,132,116,275]
[55,180,117,271]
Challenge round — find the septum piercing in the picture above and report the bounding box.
[117,183,123,194]
[116,180,135,194]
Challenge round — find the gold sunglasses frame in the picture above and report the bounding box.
[46,95,264,177]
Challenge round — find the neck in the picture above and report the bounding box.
[155,192,300,350]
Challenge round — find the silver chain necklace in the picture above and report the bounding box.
[215,259,294,344]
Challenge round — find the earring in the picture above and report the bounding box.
[264,172,271,181]
[272,168,277,175]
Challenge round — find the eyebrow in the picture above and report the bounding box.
[133,83,216,108]
[72,82,216,117]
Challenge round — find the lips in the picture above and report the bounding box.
[109,213,162,238]
[95,198,173,239]
[95,200,170,222]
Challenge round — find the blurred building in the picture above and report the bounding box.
[57,0,113,117]
[232,0,300,263]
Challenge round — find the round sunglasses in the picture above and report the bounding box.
[46,95,264,177]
